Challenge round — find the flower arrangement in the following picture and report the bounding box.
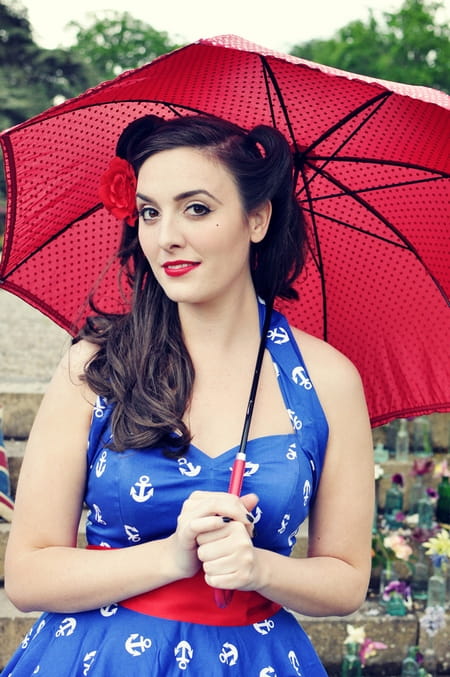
[434,458,449,478]
[98,157,137,226]
[382,580,412,607]
[343,625,387,668]
[422,527,450,567]
[372,529,413,578]
[411,458,434,477]
[419,605,446,637]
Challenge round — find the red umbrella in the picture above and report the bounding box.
[1,35,449,427]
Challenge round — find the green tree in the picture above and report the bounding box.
[291,0,450,93]
[0,0,92,239]
[68,11,181,84]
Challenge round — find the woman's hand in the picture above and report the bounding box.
[169,490,259,584]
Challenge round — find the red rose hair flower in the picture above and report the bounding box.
[98,157,137,226]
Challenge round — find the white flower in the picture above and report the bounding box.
[344,624,366,645]
[374,464,384,480]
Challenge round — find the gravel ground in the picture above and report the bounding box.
[0,290,70,386]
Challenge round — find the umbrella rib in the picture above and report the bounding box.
[301,162,450,306]
[297,162,329,340]
[259,55,297,146]
[300,207,409,248]
[305,155,450,180]
[300,172,446,203]
[2,205,102,280]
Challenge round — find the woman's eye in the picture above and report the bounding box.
[138,206,158,222]
[186,203,211,216]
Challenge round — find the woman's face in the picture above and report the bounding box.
[136,146,268,308]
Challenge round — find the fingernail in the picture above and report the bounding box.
[246,512,255,523]
[222,516,232,523]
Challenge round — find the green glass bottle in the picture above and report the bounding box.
[401,646,420,676]
[436,475,450,526]
[341,642,362,677]
[417,491,434,529]
[385,479,403,526]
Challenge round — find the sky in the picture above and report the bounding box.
[23,0,450,54]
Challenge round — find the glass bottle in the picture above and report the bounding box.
[385,479,403,526]
[417,492,434,529]
[411,551,429,602]
[427,561,446,607]
[436,475,450,526]
[341,642,362,677]
[401,646,420,676]
[395,418,409,462]
[386,592,407,616]
[374,441,389,463]
[413,416,432,457]
[409,475,425,515]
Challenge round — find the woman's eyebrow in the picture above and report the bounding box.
[136,189,222,204]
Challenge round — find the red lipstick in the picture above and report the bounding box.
[162,261,200,277]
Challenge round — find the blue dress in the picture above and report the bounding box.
[2,303,329,676]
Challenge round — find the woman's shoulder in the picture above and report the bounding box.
[66,339,100,382]
[289,325,364,396]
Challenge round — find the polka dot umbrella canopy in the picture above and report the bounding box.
[1,35,449,427]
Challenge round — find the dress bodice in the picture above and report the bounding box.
[84,302,329,556]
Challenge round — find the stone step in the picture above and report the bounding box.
[0,387,45,440]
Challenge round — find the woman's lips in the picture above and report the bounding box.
[162,261,200,277]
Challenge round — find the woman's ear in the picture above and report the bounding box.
[248,201,272,243]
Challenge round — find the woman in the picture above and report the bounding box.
[2,114,374,675]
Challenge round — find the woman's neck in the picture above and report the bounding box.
[178,290,262,357]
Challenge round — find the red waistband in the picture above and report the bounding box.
[87,545,281,626]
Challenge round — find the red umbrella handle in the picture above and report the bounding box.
[214,453,246,608]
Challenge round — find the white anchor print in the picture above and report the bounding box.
[287,409,302,431]
[291,366,312,390]
[244,461,260,476]
[100,604,118,617]
[303,480,312,506]
[278,514,291,534]
[55,617,77,637]
[260,667,277,676]
[178,458,201,477]
[228,461,259,477]
[93,397,106,418]
[92,504,106,525]
[124,524,141,543]
[174,640,194,669]
[288,650,302,675]
[253,619,275,635]
[267,326,289,344]
[286,442,297,460]
[253,506,263,524]
[82,651,96,675]
[34,619,46,637]
[130,475,154,503]
[125,633,152,656]
[21,630,33,649]
[288,526,300,548]
[219,642,239,666]
[95,450,107,478]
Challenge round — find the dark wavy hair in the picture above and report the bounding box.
[77,114,307,454]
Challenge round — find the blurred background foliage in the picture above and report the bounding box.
[1,0,449,241]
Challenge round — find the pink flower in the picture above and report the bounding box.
[98,157,137,226]
[359,638,387,667]
[383,533,412,560]
[411,458,434,476]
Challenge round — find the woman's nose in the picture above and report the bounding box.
[157,213,185,250]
